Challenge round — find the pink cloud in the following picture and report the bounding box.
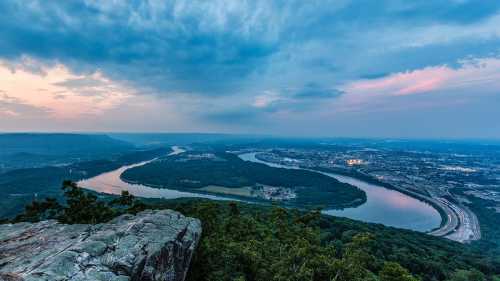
[0,58,133,119]
[348,66,453,96]
[344,58,500,99]
[326,57,500,115]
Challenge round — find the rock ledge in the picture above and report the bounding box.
[0,210,201,281]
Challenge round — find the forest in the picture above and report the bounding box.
[0,147,171,218]
[121,151,367,209]
[8,181,500,281]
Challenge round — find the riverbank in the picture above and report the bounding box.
[78,147,460,235]
[250,152,481,243]
[305,164,481,242]
[310,166,449,228]
[240,152,442,233]
[120,150,367,210]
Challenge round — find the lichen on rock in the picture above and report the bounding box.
[0,210,201,281]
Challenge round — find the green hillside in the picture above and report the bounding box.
[8,185,500,281]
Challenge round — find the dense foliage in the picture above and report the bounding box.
[0,147,171,218]
[13,181,146,223]
[9,182,500,281]
[122,152,366,209]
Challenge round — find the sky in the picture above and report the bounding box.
[0,0,500,138]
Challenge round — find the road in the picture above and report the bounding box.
[367,184,464,240]
[427,197,481,243]
[427,198,460,237]
[243,152,482,243]
[359,179,481,243]
[443,203,481,242]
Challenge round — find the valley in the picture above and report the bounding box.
[2,134,500,281]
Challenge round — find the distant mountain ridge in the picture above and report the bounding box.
[0,133,133,156]
[0,133,136,177]
[109,133,267,146]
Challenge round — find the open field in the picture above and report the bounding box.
[200,185,255,197]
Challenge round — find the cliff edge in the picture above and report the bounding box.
[0,210,201,281]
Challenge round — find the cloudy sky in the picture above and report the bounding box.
[1,0,500,138]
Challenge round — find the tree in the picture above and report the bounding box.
[332,233,376,281]
[109,190,147,214]
[60,180,115,224]
[14,197,62,222]
[379,262,419,281]
[449,269,485,281]
[109,190,135,206]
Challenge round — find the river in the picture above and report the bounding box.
[78,146,223,201]
[78,147,441,233]
[238,152,441,232]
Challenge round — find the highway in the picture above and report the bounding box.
[376,184,481,243]
[427,197,481,243]
[249,151,483,243]
[443,203,481,242]
[427,198,460,237]
[371,185,463,239]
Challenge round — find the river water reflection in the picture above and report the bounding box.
[238,152,441,232]
[79,147,441,232]
[78,146,223,201]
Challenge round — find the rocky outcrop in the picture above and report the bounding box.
[0,210,201,281]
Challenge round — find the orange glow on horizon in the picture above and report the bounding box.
[0,57,132,119]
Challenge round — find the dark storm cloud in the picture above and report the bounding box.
[1,0,500,97]
[0,1,278,95]
[1,1,500,137]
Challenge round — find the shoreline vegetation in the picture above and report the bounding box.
[5,182,499,281]
[252,153,453,235]
[120,151,368,210]
[0,147,173,218]
[309,166,449,231]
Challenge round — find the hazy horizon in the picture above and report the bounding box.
[1,1,500,138]
[2,131,500,144]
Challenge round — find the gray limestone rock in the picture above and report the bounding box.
[0,210,201,281]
